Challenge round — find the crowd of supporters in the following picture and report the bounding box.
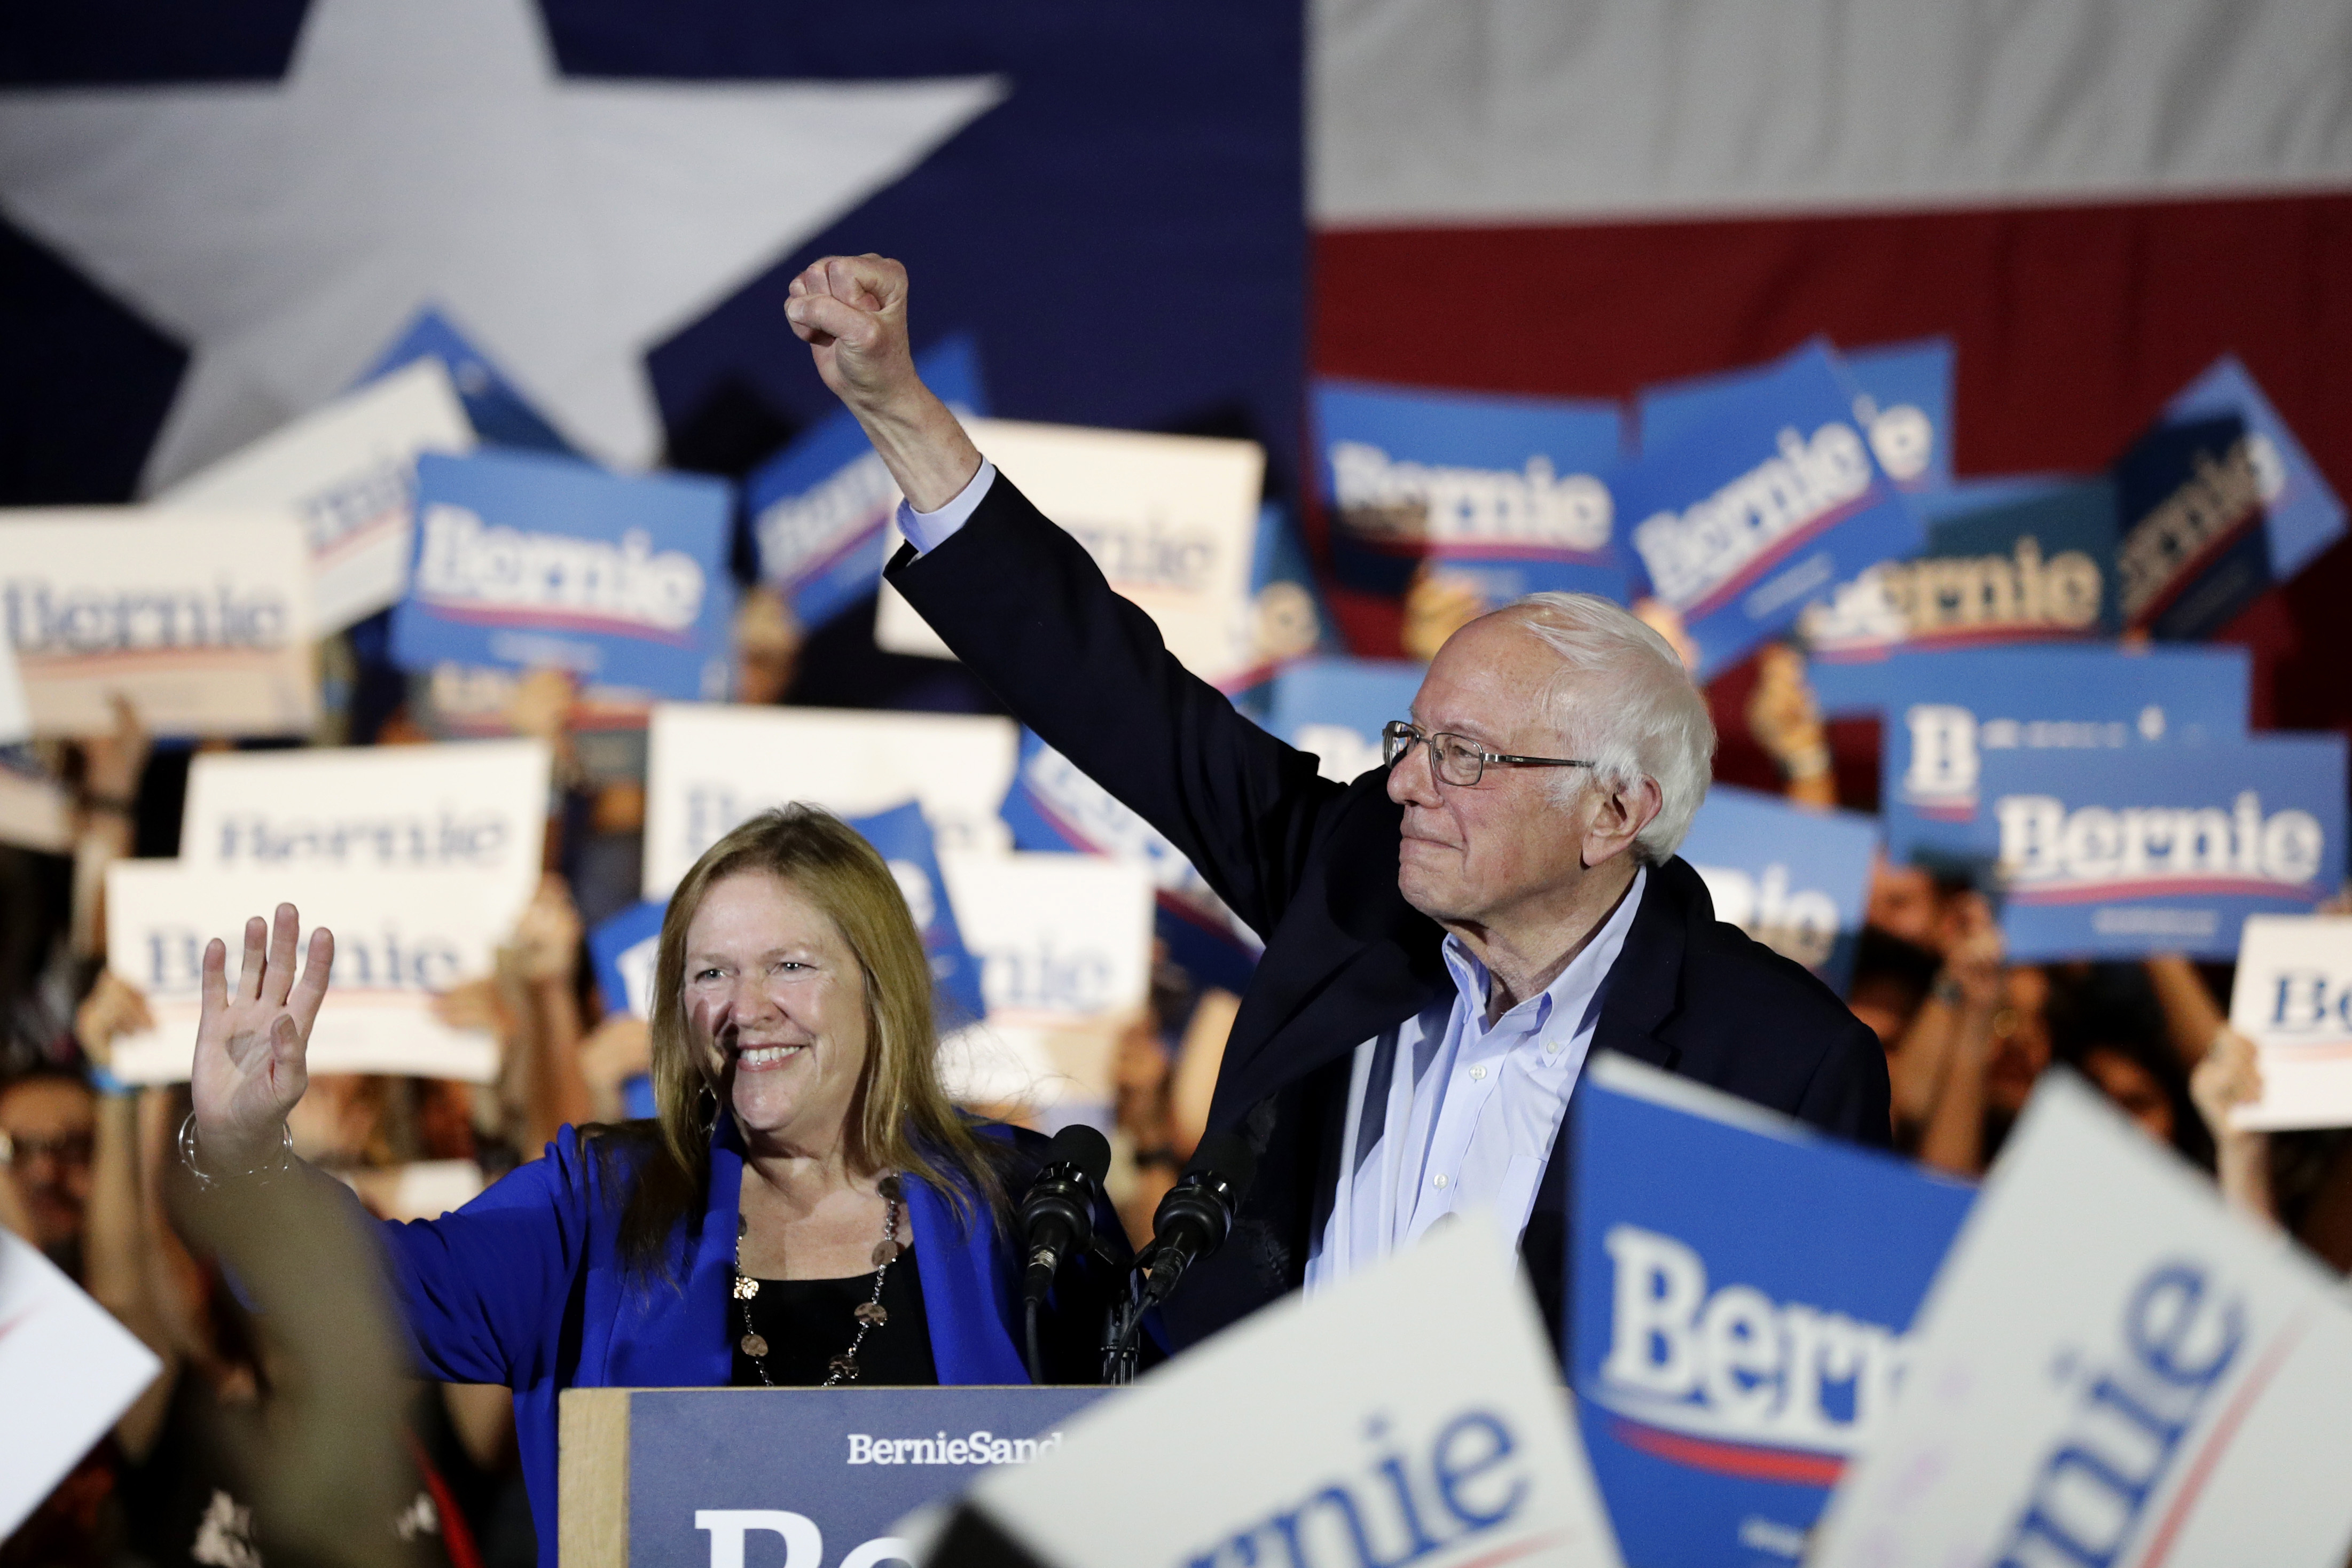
[2,581,2345,1567]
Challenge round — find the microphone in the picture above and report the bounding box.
[1138,1131,1257,1308]
[1017,1123,1114,1307]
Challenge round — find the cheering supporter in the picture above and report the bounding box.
[1745,643,1837,809]
[179,806,1132,1568]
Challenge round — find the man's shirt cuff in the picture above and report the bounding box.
[897,460,997,555]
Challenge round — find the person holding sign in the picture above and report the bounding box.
[782,254,1891,1354]
[178,807,1126,1568]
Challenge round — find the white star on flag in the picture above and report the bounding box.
[0,0,1006,489]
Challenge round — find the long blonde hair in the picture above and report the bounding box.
[607,805,1002,1281]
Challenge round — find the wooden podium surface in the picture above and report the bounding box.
[558,1386,1108,1568]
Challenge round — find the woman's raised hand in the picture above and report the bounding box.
[191,903,334,1166]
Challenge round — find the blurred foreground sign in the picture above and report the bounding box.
[2228,915,2352,1132]
[642,703,1017,897]
[0,1230,161,1541]
[876,419,1264,686]
[926,1214,1623,1567]
[180,738,551,934]
[105,861,507,1083]
[1811,1073,2352,1568]
[1570,1055,1972,1565]
[156,358,475,633]
[0,509,317,737]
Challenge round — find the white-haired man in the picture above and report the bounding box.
[786,255,1891,1350]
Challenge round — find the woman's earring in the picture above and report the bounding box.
[697,1080,721,1133]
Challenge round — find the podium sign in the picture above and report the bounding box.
[559,1386,1107,1568]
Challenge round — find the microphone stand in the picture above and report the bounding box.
[1100,1248,1155,1387]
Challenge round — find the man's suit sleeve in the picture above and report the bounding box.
[1794,1014,1896,1149]
[887,472,1346,943]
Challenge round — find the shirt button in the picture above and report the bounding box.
[1545,1040,1560,1054]
[1468,1065,1487,1081]
[1432,1173,1450,1190]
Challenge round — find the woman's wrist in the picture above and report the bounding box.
[180,1114,297,1188]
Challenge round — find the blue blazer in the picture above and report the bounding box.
[378,1118,1041,1568]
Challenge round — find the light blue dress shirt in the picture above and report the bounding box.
[897,457,1647,1288]
[1305,867,1645,1291]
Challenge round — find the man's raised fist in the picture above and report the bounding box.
[785,254,919,414]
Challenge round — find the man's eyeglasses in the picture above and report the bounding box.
[1381,721,1595,788]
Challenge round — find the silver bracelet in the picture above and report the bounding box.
[177,1112,297,1190]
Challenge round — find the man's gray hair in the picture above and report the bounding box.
[1501,592,1717,865]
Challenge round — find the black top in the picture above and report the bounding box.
[729,1246,939,1388]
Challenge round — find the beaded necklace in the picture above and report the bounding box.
[732,1175,903,1387]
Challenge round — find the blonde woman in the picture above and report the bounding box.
[183,806,1125,1568]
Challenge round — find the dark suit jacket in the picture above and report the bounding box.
[889,473,1892,1352]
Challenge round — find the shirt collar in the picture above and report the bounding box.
[1439,865,1650,1038]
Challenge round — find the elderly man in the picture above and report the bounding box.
[786,255,1890,1350]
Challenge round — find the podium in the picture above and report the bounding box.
[558,1386,1110,1568]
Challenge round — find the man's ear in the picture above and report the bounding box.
[1581,776,1664,869]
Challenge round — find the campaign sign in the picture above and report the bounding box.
[997,729,1261,995]
[1677,784,1879,994]
[876,419,1265,688]
[1618,341,1925,680]
[391,450,733,704]
[1878,645,2252,869]
[359,307,575,457]
[933,848,1154,1119]
[1312,378,1625,598]
[848,801,988,1031]
[1811,1073,2352,1568]
[590,899,666,1020]
[642,703,1018,898]
[749,337,986,632]
[2114,412,2273,641]
[560,1385,1107,1568]
[1260,656,1424,786]
[1570,1055,1973,1567]
[944,1213,1624,1568]
[2166,355,2346,583]
[0,508,318,738]
[1973,735,2346,962]
[1225,501,1347,699]
[0,1229,162,1541]
[2228,916,2352,1132]
[105,861,509,1084]
[1801,479,2119,662]
[179,738,552,937]
[158,358,476,634]
[1639,338,1953,496]
[0,632,27,746]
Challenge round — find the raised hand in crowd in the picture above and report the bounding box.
[2191,1026,2273,1224]
[1911,893,2013,1174]
[576,1012,651,1125]
[734,585,802,705]
[1746,644,1835,807]
[68,694,149,960]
